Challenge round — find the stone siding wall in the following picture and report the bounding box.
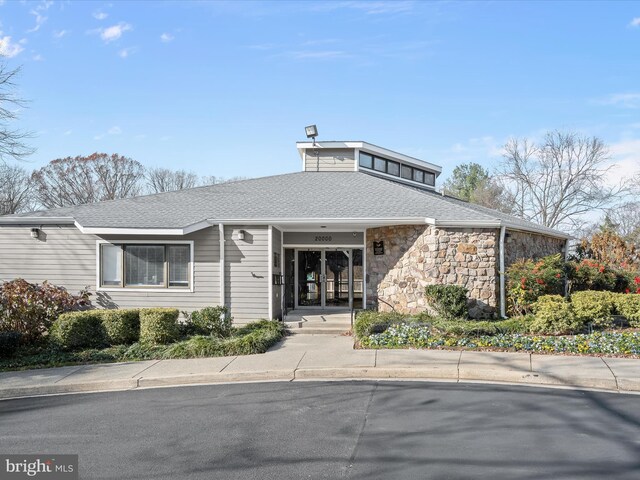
[366,225,499,318]
[504,230,566,267]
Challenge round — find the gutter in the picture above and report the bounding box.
[499,226,507,319]
[0,216,75,225]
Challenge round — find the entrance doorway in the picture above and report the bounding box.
[285,248,363,310]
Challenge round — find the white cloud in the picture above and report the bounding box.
[94,126,122,140]
[311,1,415,15]
[99,23,132,43]
[0,36,25,57]
[160,32,174,43]
[25,2,52,33]
[93,11,108,20]
[599,93,640,109]
[606,138,640,186]
[630,17,640,27]
[289,50,349,59]
[32,53,43,61]
[118,47,136,58]
[63,130,72,136]
[447,136,503,160]
[53,29,68,39]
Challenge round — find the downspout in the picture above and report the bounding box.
[499,226,507,319]
[563,237,571,297]
[219,223,225,308]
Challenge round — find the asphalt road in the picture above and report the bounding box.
[1,381,639,479]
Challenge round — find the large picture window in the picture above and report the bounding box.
[99,243,192,289]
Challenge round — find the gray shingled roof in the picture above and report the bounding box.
[0,171,569,238]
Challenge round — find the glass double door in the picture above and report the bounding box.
[296,249,363,309]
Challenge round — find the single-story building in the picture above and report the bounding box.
[0,140,569,321]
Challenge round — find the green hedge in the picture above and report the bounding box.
[50,311,108,350]
[183,306,232,337]
[571,291,614,329]
[530,295,581,335]
[139,308,180,344]
[612,294,640,327]
[424,285,468,319]
[101,309,140,345]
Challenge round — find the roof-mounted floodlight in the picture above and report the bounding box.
[305,124,318,139]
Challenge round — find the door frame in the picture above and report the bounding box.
[293,248,357,310]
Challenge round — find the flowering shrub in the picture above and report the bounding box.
[0,279,90,343]
[566,259,624,293]
[506,254,565,315]
[363,323,640,356]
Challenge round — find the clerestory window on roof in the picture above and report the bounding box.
[99,242,192,289]
[358,151,435,186]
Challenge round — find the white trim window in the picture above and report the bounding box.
[98,241,194,290]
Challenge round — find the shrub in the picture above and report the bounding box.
[424,285,468,319]
[139,308,180,344]
[182,306,232,338]
[506,254,565,316]
[0,331,22,358]
[0,279,90,343]
[50,312,107,350]
[100,309,140,345]
[570,290,614,329]
[353,310,405,339]
[567,259,620,293]
[530,295,582,335]
[612,293,640,328]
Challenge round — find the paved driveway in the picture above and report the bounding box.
[1,381,639,479]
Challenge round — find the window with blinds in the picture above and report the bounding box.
[99,243,191,289]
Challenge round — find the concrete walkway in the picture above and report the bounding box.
[1,334,639,399]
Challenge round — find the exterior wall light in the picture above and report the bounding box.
[305,124,318,139]
[31,228,40,239]
[238,229,246,241]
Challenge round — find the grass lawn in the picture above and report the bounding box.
[0,320,285,372]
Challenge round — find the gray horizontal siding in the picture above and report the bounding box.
[224,225,269,323]
[0,225,220,312]
[272,227,282,320]
[304,148,355,172]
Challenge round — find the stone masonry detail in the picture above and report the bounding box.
[504,230,566,267]
[366,225,499,318]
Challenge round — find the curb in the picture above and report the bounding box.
[2,366,639,400]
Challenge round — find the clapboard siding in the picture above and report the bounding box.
[224,225,269,323]
[271,227,283,319]
[303,148,355,172]
[0,225,220,312]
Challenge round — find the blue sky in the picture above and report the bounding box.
[1,0,639,183]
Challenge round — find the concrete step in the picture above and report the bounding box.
[287,328,351,335]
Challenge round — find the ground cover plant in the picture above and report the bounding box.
[0,298,285,371]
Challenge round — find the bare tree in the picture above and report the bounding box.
[146,168,200,193]
[31,153,144,208]
[603,202,640,245]
[499,131,626,231]
[0,164,32,214]
[0,60,35,162]
[200,175,247,186]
